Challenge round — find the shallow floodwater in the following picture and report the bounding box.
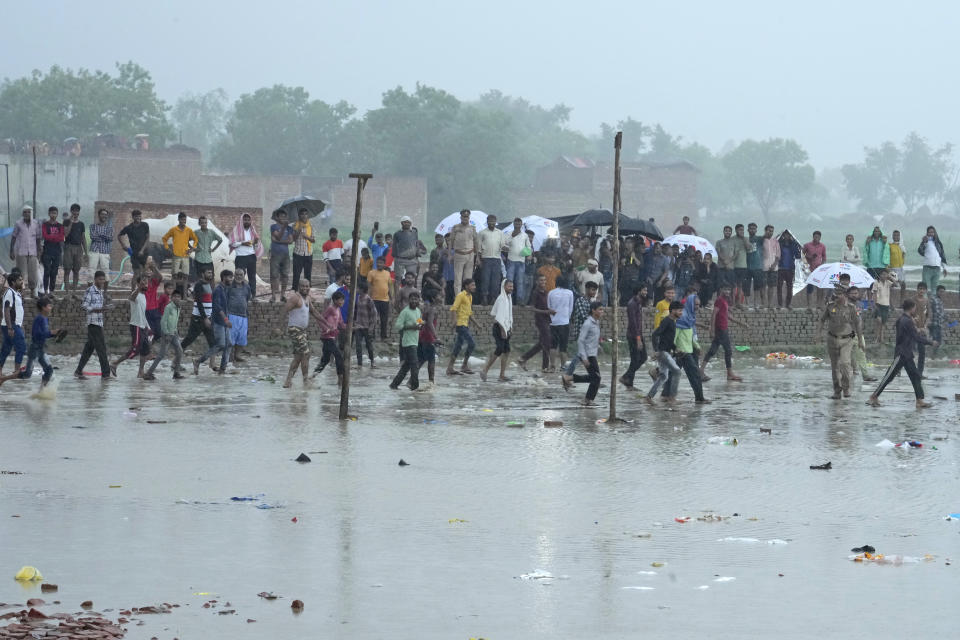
[1,354,958,639]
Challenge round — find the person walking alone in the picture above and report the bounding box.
[561,301,604,407]
[390,291,423,391]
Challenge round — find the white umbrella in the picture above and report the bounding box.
[804,262,875,289]
[521,215,559,251]
[435,210,490,235]
[661,233,717,258]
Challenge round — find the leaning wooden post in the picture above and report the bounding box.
[608,131,623,423]
[339,172,373,420]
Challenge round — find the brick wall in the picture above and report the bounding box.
[94,201,264,268]
[328,177,428,234]
[30,298,960,354]
[98,148,203,205]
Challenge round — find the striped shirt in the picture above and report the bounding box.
[89,223,113,254]
[82,285,106,326]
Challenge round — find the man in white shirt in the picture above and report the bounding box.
[110,274,151,378]
[477,214,505,305]
[840,234,861,264]
[918,225,947,293]
[576,259,605,296]
[504,218,532,305]
[546,276,574,373]
[0,270,26,375]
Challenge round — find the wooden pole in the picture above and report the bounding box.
[339,172,373,421]
[608,132,623,423]
[32,145,37,210]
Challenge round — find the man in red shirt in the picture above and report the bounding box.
[143,257,164,337]
[803,231,827,308]
[40,206,65,295]
[699,285,745,382]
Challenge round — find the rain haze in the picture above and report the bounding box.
[2,0,958,167]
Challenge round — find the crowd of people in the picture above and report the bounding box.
[0,205,953,409]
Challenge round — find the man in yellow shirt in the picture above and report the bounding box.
[888,230,905,301]
[162,212,198,278]
[291,209,315,290]
[446,278,479,375]
[367,256,393,340]
[653,286,676,329]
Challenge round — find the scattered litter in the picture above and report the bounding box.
[193,592,213,595]
[707,436,738,445]
[622,586,655,590]
[14,567,42,582]
[122,411,138,418]
[850,552,925,564]
[80,601,92,609]
[637,570,657,575]
[543,420,563,427]
[713,576,736,582]
[695,585,710,590]
[650,562,666,568]
[505,420,524,427]
[851,545,876,553]
[734,346,750,351]
[291,517,298,523]
[108,485,122,488]
[258,592,279,600]
[290,600,304,610]
[252,375,276,383]
[517,570,553,580]
[933,396,948,401]
[146,420,167,424]
[295,453,311,463]
[895,441,923,448]
[307,451,328,454]
[398,459,410,466]
[231,494,265,501]
[718,537,788,545]
[0,470,24,475]
[945,514,960,521]
[40,584,57,593]
[875,439,896,449]
[810,461,832,470]
[482,409,494,413]
[448,518,469,524]
[629,532,652,538]
[760,428,772,435]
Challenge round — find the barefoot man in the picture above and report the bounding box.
[283,279,323,388]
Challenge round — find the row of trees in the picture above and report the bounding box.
[1,63,957,221]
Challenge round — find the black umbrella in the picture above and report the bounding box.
[276,195,327,220]
[554,209,663,241]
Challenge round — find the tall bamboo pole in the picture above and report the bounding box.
[339,173,373,420]
[608,132,623,422]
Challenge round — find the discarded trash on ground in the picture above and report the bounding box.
[398,459,410,466]
[851,545,876,553]
[295,453,311,463]
[810,461,832,470]
[14,566,43,581]
[448,518,469,524]
[707,436,738,445]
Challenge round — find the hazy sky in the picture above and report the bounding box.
[4,0,958,168]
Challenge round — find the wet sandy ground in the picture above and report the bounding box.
[1,354,958,639]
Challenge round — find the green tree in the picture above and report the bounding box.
[171,88,230,160]
[596,117,649,161]
[841,132,954,214]
[0,61,172,144]
[722,138,816,220]
[212,85,355,175]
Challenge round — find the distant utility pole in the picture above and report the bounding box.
[608,131,623,423]
[0,163,9,226]
[339,172,373,421]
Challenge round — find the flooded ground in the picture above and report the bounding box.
[1,354,958,639]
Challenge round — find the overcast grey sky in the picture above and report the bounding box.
[3,0,957,167]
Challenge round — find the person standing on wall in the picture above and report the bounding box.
[162,212,198,281]
[40,206,65,295]
[229,212,263,295]
[477,214,504,305]
[450,210,478,296]
[193,215,223,279]
[118,209,151,286]
[917,225,947,293]
[11,205,42,298]
[393,215,426,278]
[269,209,294,303]
[291,208,315,290]
[62,203,87,292]
[88,208,114,277]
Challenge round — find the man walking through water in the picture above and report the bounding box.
[619,284,648,389]
[481,280,514,382]
[314,290,347,386]
[390,291,423,391]
[561,301,604,407]
[700,284,744,382]
[818,285,861,399]
[193,270,234,376]
[283,279,322,388]
[867,298,934,409]
[446,278,479,375]
[74,270,112,379]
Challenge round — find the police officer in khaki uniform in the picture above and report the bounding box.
[818,286,861,399]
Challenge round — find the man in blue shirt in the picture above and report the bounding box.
[368,222,389,263]
[746,222,765,308]
[1,296,63,387]
[777,229,802,309]
[194,270,233,375]
[270,209,294,303]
